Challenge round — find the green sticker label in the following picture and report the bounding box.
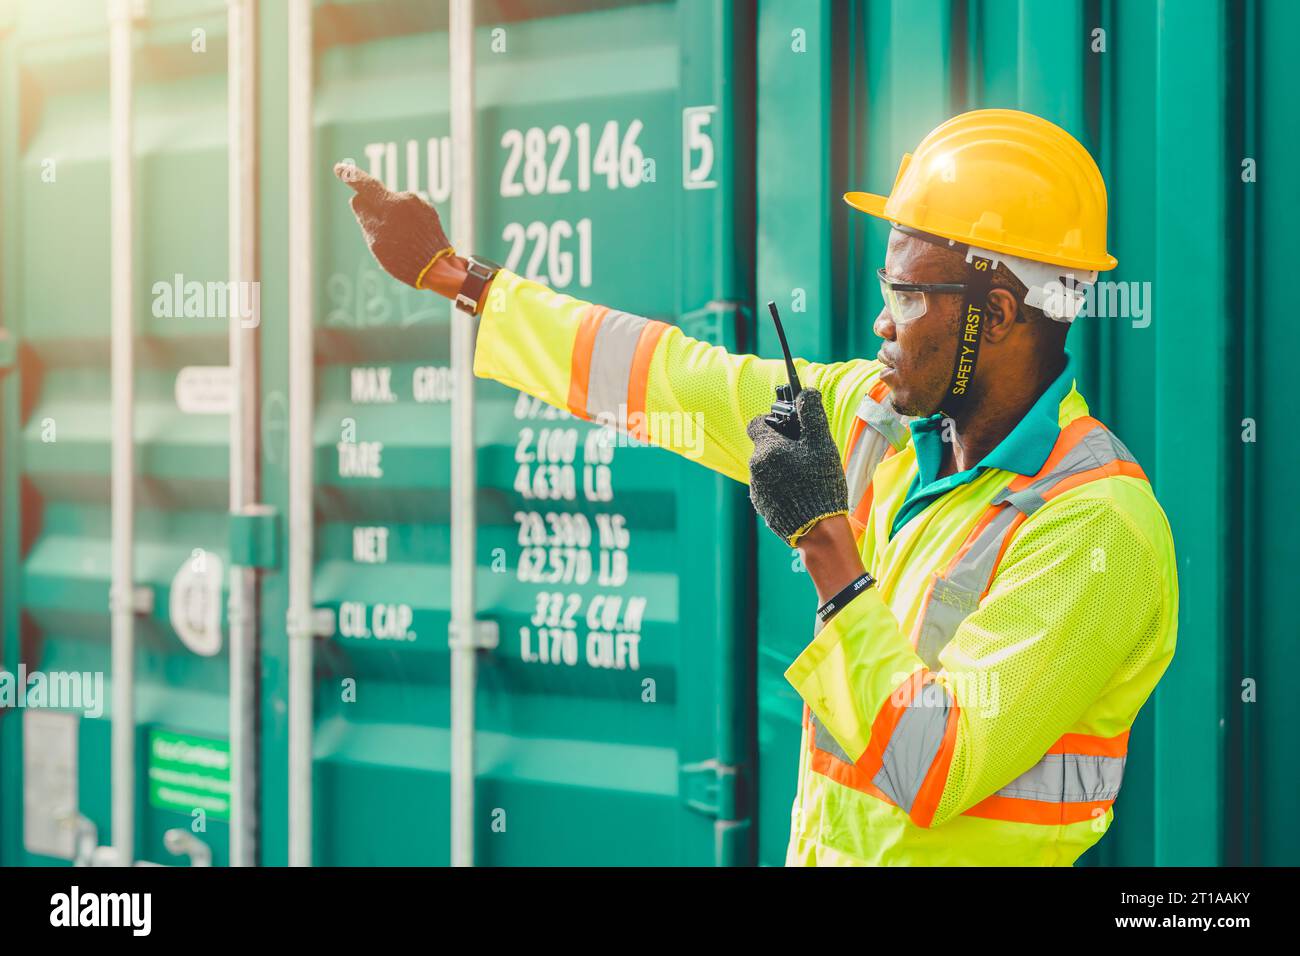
[147,729,231,822]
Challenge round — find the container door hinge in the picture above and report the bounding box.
[108,585,154,615]
[228,504,279,569]
[680,758,741,819]
[448,619,499,651]
[287,608,335,639]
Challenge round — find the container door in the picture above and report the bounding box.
[259,0,754,865]
[0,1,242,867]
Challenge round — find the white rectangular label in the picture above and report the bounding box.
[24,710,79,859]
[175,366,234,415]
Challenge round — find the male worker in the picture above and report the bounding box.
[336,108,1177,866]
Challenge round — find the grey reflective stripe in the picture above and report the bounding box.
[915,504,1020,668]
[810,712,854,763]
[871,679,953,811]
[988,425,1138,518]
[844,428,891,507]
[995,487,1046,515]
[913,423,1137,669]
[845,394,910,507]
[585,309,650,422]
[858,392,912,449]
[994,752,1127,803]
[807,587,955,809]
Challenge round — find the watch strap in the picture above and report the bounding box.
[455,255,501,315]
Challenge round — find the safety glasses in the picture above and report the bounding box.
[877,268,970,325]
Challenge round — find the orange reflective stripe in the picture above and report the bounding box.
[566,304,608,419]
[906,685,960,828]
[851,483,875,527]
[1001,415,1100,494]
[940,416,1102,589]
[849,444,895,534]
[914,416,1147,603]
[1044,460,1148,499]
[842,384,902,542]
[807,668,962,829]
[843,416,868,465]
[908,575,938,654]
[977,438,1148,602]
[804,705,897,804]
[962,729,1130,824]
[808,746,897,805]
[938,500,1005,579]
[962,794,1115,826]
[861,667,927,772]
[808,699,1131,827]
[979,510,1028,601]
[625,319,669,441]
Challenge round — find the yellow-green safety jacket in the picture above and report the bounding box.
[473,267,1179,866]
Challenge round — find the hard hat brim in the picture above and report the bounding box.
[841,190,1119,272]
[843,190,890,219]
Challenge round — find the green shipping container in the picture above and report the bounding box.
[0,0,1294,867]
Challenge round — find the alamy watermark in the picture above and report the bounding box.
[589,404,707,459]
[1043,278,1153,328]
[152,273,260,328]
[889,668,1000,718]
[0,666,104,718]
[50,886,151,936]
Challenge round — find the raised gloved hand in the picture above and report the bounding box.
[334,162,455,289]
[745,388,849,547]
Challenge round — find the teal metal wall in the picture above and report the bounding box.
[1,0,1293,866]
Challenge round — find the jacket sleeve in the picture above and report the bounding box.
[783,488,1176,828]
[472,268,886,484]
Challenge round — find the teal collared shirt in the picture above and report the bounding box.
[889,350,1079,540]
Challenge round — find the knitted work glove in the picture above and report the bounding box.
[334,162,455,289]
[745,388,849,546]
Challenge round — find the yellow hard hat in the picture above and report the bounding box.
[844,108,1117,272]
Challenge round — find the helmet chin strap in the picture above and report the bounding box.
[936,261,993,420]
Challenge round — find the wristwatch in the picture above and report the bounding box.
[454,254,502,315]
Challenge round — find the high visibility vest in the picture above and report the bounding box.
[805,389,1142,832]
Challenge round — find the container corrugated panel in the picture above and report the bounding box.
[0,0,238,865]
[754,0,1298,866]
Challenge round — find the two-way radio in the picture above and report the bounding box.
[762,300,804,439]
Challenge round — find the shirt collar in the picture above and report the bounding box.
[908,349,1079,484]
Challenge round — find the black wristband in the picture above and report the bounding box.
[816,571,875,626]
